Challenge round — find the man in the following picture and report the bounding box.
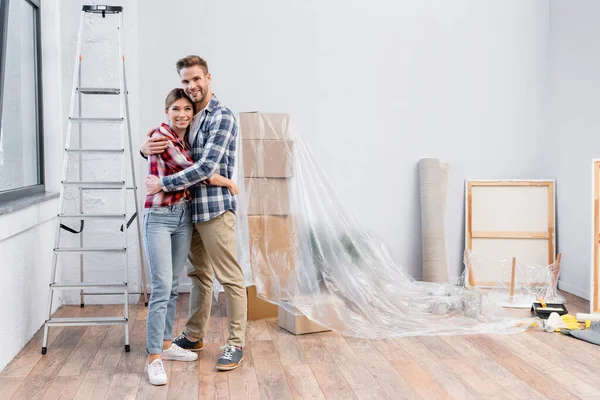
[142,55,246,371]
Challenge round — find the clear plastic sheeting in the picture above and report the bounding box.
[463,250,565,307]
[236,112,537,339]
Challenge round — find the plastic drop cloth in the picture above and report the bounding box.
[233,112,537,339]
[463,250,565,307]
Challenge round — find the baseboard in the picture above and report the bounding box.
[558,280,590,301]
[413,276,464,286]
[449,276,464,286]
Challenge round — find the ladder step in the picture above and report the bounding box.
[59,213,126,220]
[66,149,124,154]
[77,87,120,95]
[45,317,127,327]
[79,187,136,192]
[62,181,125,188]
[54,247,126,253]
[82,5,123,14]
[69,117,123,123]
[50,282,127,289]
[81,292,138,296]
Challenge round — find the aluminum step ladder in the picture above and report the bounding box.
[41,4,148,354]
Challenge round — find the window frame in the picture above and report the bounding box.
[0,0,45,204]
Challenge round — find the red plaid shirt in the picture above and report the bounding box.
[145,123,195,208]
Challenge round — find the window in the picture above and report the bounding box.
[0,0,44,203]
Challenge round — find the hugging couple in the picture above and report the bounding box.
[139,55,246,386]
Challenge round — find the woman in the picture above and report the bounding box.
[143,88,237,386]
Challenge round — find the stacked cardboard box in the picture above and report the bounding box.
[278,301,330,335]
[240,112,329,334]
[247,285,277,320]
[240,112,294,320]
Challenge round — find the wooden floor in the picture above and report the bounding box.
[1,291,599,399]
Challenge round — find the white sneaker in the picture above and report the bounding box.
[162,343,199,362]
[147,359,167,386]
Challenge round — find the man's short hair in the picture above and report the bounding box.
[176,55,209,75]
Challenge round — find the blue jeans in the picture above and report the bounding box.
[142,201,193,354]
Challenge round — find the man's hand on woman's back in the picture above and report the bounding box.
[140,128,169,156]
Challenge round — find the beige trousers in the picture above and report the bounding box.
[184,210,247,347]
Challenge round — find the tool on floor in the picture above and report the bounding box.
[568,321,600,345]
[41,4,148,355]
[531,301,568,319]
[501,257,535,308]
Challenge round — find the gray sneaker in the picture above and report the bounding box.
[216,344,243,371]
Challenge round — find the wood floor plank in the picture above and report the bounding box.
[4,291,597,400]
[73,370,113,400]
[413,336,463,360]
[318,334,384,398]
[134,362,171,400]
[296,333,335,364]
[114,318,147,375]
[308,363,357,400]
[318,332,360,364]
[372,339,413,362]
[88,346,123,373]
[10,348,73,400]
[265,319,308,366]
[283,364,326,399]
[391,359,452,400]
[0,306,75,380]
[525,329,600,374]
[246,319,273,342]
[494,333,600,399]
[227,341,261,400]
[227,365,261,400]
[468,336,575,400]
[250,340,293,400]
[0,351,44,379]
[0,377,24,399]
[441,335,546,400]
[0,325,63,379]
[395,337,479,400]
[57,326,108,377]
[166,370,199,399]
[104,372,142,400]
[199,343,231,399]
[345,338,420,400]
[41,375,84,400]
[442,357,514,400]
[335,361,382,394]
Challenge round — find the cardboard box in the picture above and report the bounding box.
[247,215,296,300]
[247,285,278,320]
[242,139,294,178]
[244,178,290,216]
[240,112,291,140]
[278,301,329,335]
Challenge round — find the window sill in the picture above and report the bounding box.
[0,192,59,242]
[0,191,59,216]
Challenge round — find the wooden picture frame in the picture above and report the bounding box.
[465,180,556,287]
[591,161,600,314]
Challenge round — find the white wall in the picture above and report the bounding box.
[138,0,550,281]
[0,203,59,371]
[547,0,600,300]
[0,0,64,372]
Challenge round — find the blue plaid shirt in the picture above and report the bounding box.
[160,95,237,223]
